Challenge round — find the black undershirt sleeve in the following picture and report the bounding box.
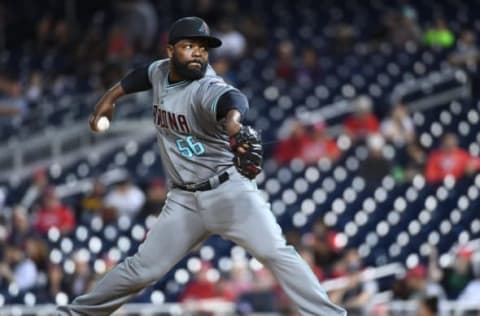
[216,90,249,121]
[120,65,152,94]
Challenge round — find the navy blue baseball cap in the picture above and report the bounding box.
[168,17,222,48]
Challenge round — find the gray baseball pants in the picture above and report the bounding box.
[57,168,346,316]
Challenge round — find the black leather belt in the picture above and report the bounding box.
[174,171,230,192]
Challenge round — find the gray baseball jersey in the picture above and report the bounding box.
[148,59,237,186]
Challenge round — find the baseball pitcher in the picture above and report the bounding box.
[57,17,346,316]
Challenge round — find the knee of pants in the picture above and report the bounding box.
[135,270,160,286]
[253,246,284,265]
[124,257,164,286]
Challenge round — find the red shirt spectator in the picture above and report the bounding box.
[301,122,340,164]
[180,279,217,301]
[343,96,380,139]
[274,121,311,164]
[33,188,75,235]
[179,261,231,302]
[425,133,480,183]
[344,113,380,136]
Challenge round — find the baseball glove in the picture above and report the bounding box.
[229,125,263,179]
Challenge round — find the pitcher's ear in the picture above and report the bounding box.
[167,45,174,58]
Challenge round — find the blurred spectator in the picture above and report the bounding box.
[24,236,49,273]
[33,187,76,235]
[0,74,22,102]
[47,264,67,300]
[382,102,417,181]
[424,133,480,184]
[458,265,480,303]
[101,205,119,224]
[423,17,455,48]
[0,244,38,292]
[381,102,415,147]
[49,20,76,76]
[400,3,419,23]
[343,96,380,141]
[137,178,167,220]
[395,142,427,182]
[387,7,422,47]
[0,98,25,119]
[358,134,392,184]
[20,167,49,212]
[64,250,95,298]
[103,178,146,219]
[179,261,224,302]
[407,142,427,166]
[0,74,28,133]
[74,25,107,91]
[25,72,43,106]
[330,249,377,315]
[212,19,246,60]
[392,277,410,300]
[440,246,474,299]
[239,15,267,50]
[403,264,445,299]
[8,206,33,246]
[191,0,221,25]
[273,120,310,165]
[418,297,438,316]
[28,14,54,58]
[337,249,363,277]
[212,57,238,85]
[79,179,106,222]
[301,122,341,164]
[296,47,322,87]
[228,258,255,297]
[275,40,296,81]
[274,120,337,165]
[114,0,158,52]
[214,274,238,303]
[332,23,356,53]
[106,25,134,64]
[306,217,341,273]
[237,266,278,313]
[449,30,480,100]
[449,30,479,73]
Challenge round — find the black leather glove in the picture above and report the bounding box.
[229,126,263,179]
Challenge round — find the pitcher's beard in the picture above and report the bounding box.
[171,55,207,80]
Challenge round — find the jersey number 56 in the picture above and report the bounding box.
[176,136,205,157]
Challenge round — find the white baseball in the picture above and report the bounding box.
[96,116,110,131]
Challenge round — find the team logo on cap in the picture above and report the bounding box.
[198,22,209,34]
